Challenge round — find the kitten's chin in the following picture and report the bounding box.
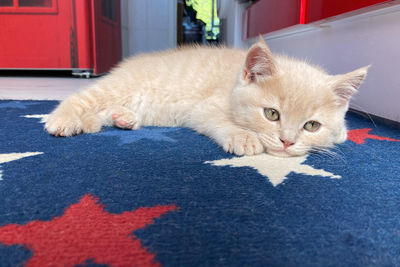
[267,149,299,157]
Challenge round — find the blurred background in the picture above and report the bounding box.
[0,0,399,123]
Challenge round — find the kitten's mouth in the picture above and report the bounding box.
[259,138,306,157]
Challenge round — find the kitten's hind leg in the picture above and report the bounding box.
[103,106,141,130]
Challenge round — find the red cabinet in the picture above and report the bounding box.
[0,0,121,76]
[242,0,305,40]
[306,0,392,23]
[243,0,392,39]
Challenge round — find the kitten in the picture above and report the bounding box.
[45,39,369,157]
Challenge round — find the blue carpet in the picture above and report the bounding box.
[0,100,399,267]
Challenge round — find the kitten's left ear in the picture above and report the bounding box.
[332,65,370,107]
[242,38,277,83]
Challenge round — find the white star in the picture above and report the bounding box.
[205,154,341,186]
[21,114,49,123]
[0,152,43,180]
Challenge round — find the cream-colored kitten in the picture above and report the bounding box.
[45,39,369,157]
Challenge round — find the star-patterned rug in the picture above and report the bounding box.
[0,100,399,267]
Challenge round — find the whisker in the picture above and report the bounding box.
[307,145,346,163]
[258,134,280,149]
[349,103,378,129]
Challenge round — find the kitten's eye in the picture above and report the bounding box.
[304,121,321,132]
[264,108,280,121]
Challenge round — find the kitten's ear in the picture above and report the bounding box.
[242,38,277,83]
[332,65,370,106]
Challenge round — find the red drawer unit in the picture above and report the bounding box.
[0,0,122,76]
[306,0,392,23]
[243,0,392,39]
[242,0,305,40]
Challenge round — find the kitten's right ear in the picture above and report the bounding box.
[242,39,277,83]
[332,65,370,107]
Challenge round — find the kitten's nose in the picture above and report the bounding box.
[280,138,294,149]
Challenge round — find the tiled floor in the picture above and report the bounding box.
[0,76,99,100]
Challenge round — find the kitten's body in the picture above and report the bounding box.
[45,40,368,157]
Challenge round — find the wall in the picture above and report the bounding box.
[120,0,130,59]
[120,0,177,58]
[244,3,400,122]
[218,0,248,48]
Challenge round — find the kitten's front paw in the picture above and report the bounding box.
[223,131,264,156]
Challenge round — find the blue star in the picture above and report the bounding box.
[94,127,179,145]
[0,101,38,109]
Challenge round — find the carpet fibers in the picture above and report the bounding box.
[0,100,399,267]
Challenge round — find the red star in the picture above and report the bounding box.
[0,194,178,267]
[347,128,400,144]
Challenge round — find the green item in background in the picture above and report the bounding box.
[186,0,220,40]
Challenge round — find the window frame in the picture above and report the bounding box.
[100,0,118,26]
[0,0,58,14]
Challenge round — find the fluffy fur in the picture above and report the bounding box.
[45,39,369,157]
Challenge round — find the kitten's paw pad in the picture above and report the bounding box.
[112,113,140,130]
[223,132,264,156]
[45,114,83,137]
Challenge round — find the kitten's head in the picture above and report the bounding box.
[231,39,369,157]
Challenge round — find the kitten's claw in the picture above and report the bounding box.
[223,131,264,156]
